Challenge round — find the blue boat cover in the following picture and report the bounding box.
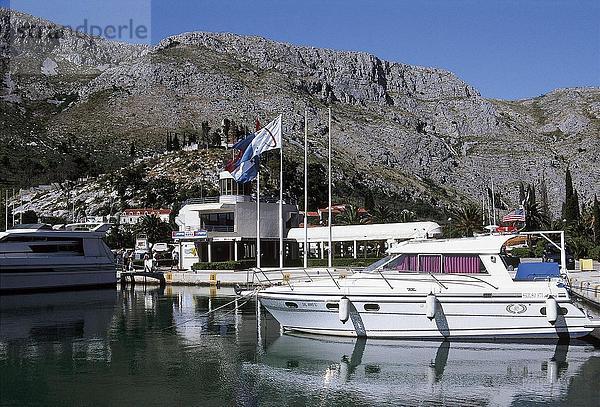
[514,262,560,281]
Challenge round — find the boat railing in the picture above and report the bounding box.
[243,267,350,290]
[243,267,502,292]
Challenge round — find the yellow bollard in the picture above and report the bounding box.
[283,273,291,283]
[209,272,218,285]
[579,259,593,271]
[166,272,173,283]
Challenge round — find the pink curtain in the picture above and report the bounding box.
[396,254,418,272]
[444,255,481,274]
[419,255,441,273]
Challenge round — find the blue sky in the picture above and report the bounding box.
[5,0,599,100]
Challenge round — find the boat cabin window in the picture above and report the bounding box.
[379,254,487,274]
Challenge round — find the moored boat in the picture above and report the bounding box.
[258,233,600,339]
[0,224,116,293]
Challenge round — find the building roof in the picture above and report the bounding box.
[287,222,442,242]
[388,234,516,255]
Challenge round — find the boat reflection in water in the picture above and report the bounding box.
[250,333,600,406]
[0,290,117,360]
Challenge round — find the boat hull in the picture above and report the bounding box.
[259,293,594,339]
[0,264,117,293]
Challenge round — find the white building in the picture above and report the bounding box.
[120,208,172,225]
[174,172,299,270]
[287,222,443,259]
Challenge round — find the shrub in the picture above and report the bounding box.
[510,247,533,258]
[587,246,600,262]
[192,260,255,270]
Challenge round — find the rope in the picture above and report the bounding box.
[161,288,258,330]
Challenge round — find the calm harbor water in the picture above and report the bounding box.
[1,286,599,407]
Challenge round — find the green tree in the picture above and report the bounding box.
[370,204,394,224]
[172,134,181,151]
[524,184,549,231]
[593,195,600,244]
[450,204,482,237]
[562,168,580,224]
[364,191,375,210]
[518,182,526,205]
[22,210,38,224]
[134,215,172,245]
[337,205,366,225]
[129,141,136,158]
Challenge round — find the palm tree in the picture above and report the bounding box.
[336,205,366,225]
[135,215,172,244]
[370,204,394,224]
[450,204,482,237]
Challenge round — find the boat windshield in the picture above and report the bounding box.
[363,255,398,272]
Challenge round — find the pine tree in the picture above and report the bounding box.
[166,134,172,151]
[172,134,180,150]
[518,182,526,205]
[129,141,136,158]
[364,191,375,210]
[538,175,550,222]
[562,168,580,224]
[593,195,600,244]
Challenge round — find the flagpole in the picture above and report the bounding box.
[11,188,15,227]
[481,193,485,226]
[279,117,284,270]
[19,188,23,224]
[256,165,261,269]
[4,190,8,230]
[303,109,308,269]
[327,107,333,269]
[491,180,496,226]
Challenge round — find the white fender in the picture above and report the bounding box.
[546,296,558,324]
[339,296,350,324]
[426,293,437,319]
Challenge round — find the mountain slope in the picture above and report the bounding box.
[1,8,598,216]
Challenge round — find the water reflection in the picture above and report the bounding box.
[248,333,600,406]
[0,286,598,407]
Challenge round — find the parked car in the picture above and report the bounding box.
[542,242,575,270]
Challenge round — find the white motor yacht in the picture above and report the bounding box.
[258,233,600,339]
[0,224,116,293]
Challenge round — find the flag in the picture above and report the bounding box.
[230,157,259,183]
[225,134,255,172]
[502,208,526,223]
[228,115,281,183]
[247,115,281,158]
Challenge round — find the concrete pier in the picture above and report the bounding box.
[567,269,600,308]
[117,267,348,287]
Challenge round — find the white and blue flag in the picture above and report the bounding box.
[229,115,281,182]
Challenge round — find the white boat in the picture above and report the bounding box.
[258,233,600,339]
[0,224,116,293]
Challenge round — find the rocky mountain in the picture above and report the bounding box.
[1,8,599,219]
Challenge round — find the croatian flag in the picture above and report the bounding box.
[502,208,526,223]
[228,115,282,182]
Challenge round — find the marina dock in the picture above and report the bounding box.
[117,267,347,288]
[567,268,600,308]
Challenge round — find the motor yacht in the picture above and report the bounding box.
[258,233,600,339]
[0,224,116,292]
